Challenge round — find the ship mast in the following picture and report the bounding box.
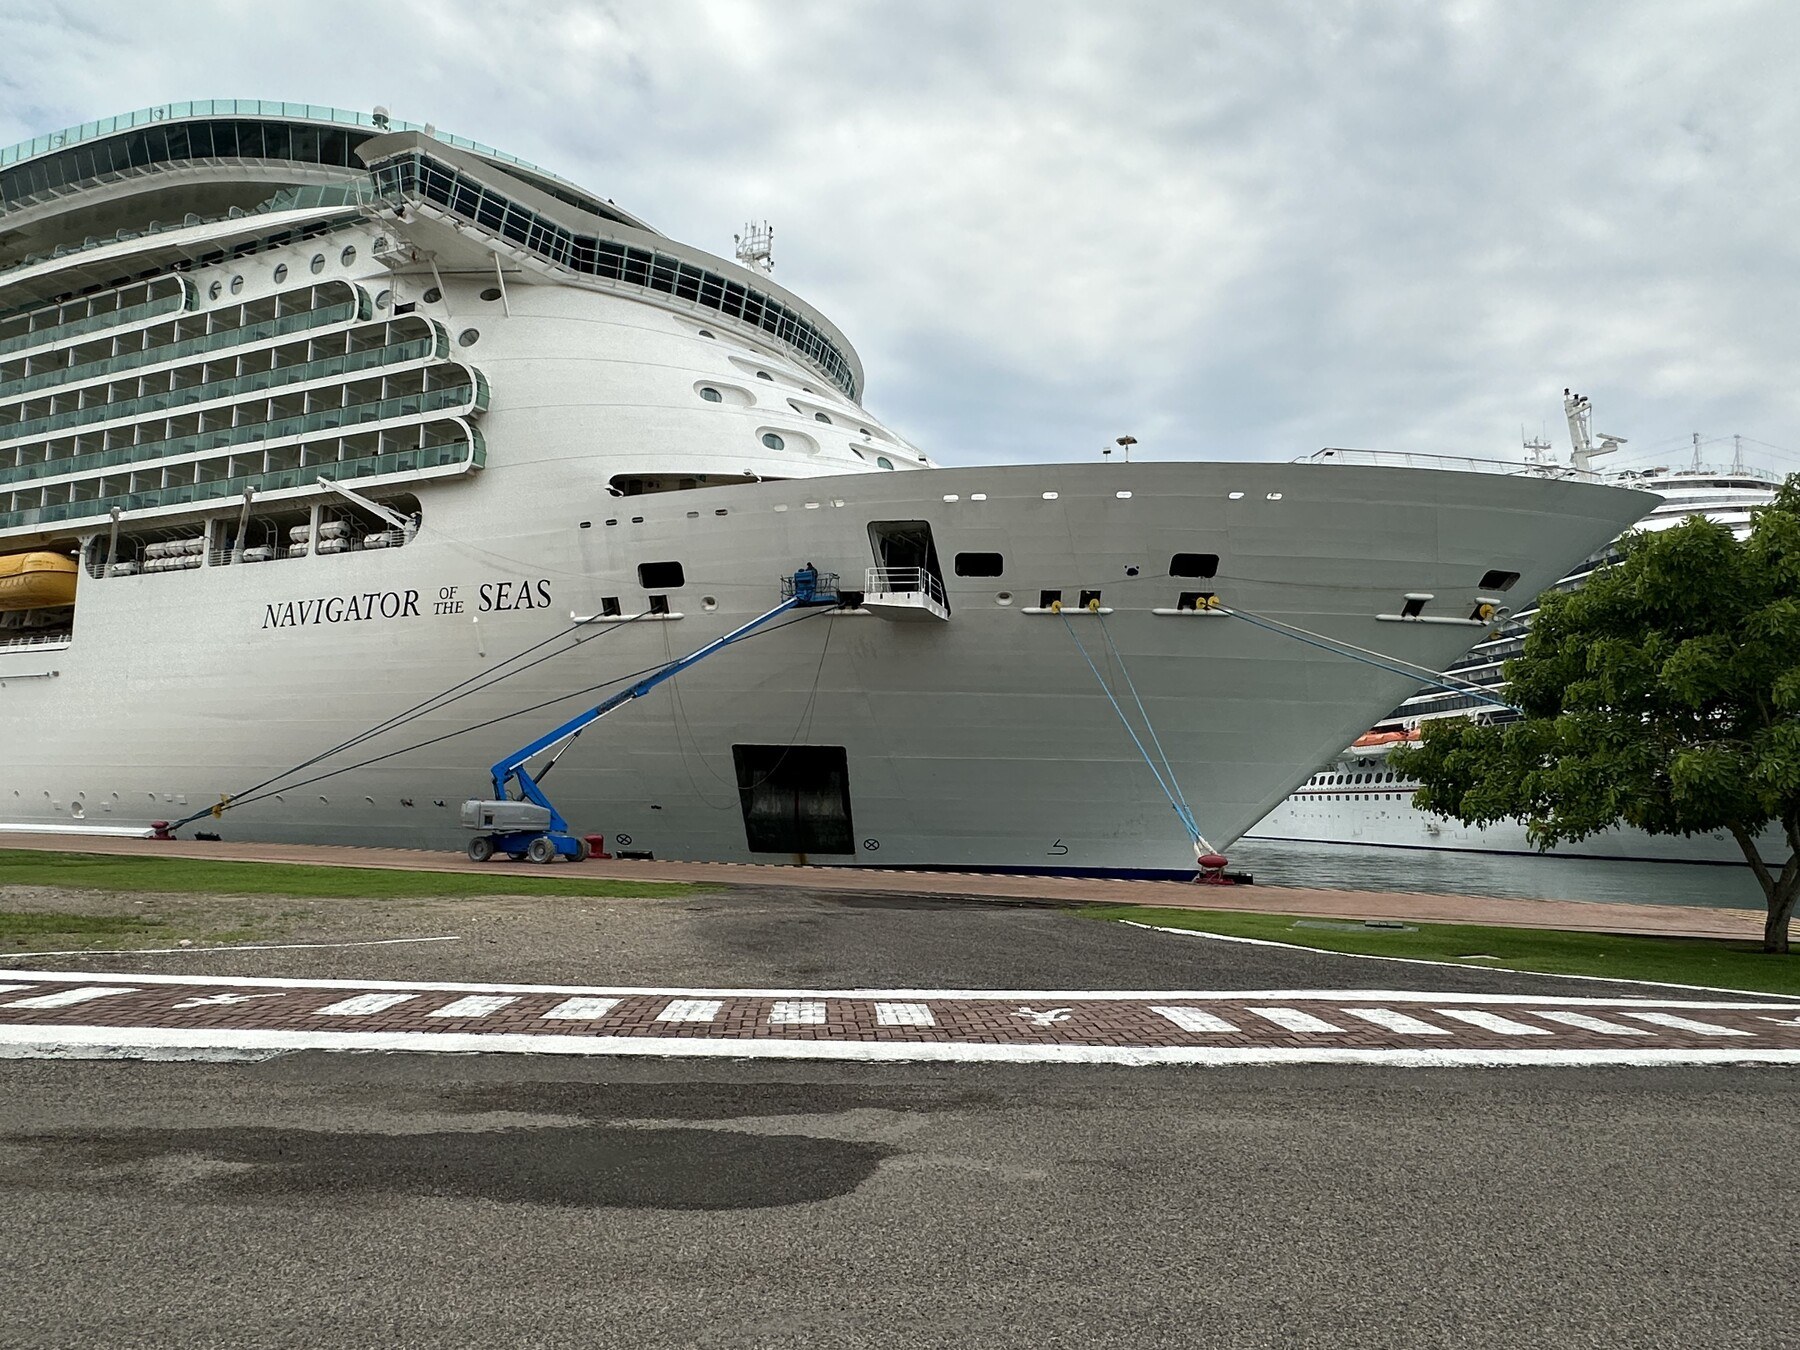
[1563,389,1627,473]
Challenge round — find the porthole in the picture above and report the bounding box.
[273,262,289,284]
[697,329,716,339]
[340,245,357,267]
[375,289,391,309]
[699,386,723,403]
[229,275,244,294]
[1267,491,1283,500]
[877,456,894,469]
[762,432,785,451]
[995,592,1013,606]
[458,329,480,347]
[422,286,442,304]
[1116,490,1133,499]
[756,371,774,381]
[208,280,222,300]
[310,253,326,274]
[703,596,719,611]
[480,287,503,302]
[1228,490,1245,500]
[814,412,831,423]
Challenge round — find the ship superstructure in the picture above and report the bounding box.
[1251,393,1786,864]
[0,102,1654,872]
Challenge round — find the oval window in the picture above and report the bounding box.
[422,286,442,304]
[310,253,326,274]
[877,456,894,469]
[273,262,289,284]
[756,371,773,381]
[697,329,715,339]
[375,289,391,309]
[229,275,244,294]
[208,280,222,300]
[762,433,785,451]
[340,245,357,267]
[699,387,723,403]
[458,329,480,347]
[814,412,830,424]
[480,287,503,302]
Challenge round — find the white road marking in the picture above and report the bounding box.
[428,995,519,1019]
[1011,1006,1074,1026]
[875,1002,935,1027]
[541,997,622,1021]
[1436,1009,1553,1036]
[1620,1011,1751,1037]
[2,936,462,960]
[3,986,137,1008]
[312,993,418,1017]
[1152,1006,1237,1034]
[1246,1007,1343,1034]
[170,993,286,1010]
[1530,1010,1653,1036]
[658,999,723,1023]
[1343,1007,1451,1036]
[769,1000,827,1025]
[0,986,34,995]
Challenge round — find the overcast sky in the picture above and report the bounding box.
[4,0,1797,474]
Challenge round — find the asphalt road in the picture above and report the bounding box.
[1,1055,1793,1349]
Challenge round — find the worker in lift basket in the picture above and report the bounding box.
[794,562,819,603]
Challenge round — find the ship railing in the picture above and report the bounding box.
[865,566,947,607]
[1302,448,1604,482]
[0,629,72,651]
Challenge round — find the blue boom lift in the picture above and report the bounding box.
[460,567,840,863]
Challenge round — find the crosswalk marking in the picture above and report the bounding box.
[1620,1011,1751,1037]
[0,986,35,995]
[658,998,723,1023]
[312,993,417,1017]
[1246,1006,1343,1034]
[1152,1006,1237,1034]
[1530,1010,1652,1036]
[541,997,622,1021]
[1436,1009,1552,1036]
[874,1001,935,1027]
[3,986,137,1009]
[427,995,518,1019]
[770,1000,827,1025]
[1343,1007,1452,1036]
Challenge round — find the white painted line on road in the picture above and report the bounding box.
[427,995,518,1019]
[875,1002,935,1027]
[1152,1006,1236,1034]
[1246,1007,1343,1034]
[1343,1007,1452,1036]
[658,999,723,1023]
[3,985,137,1008]
[1437,1009,1553,1036]
[2,936,462,959]
[2,968,1795,1010]
[0,985,33,995]
[312,993,418,1017]
[3,1022,1798,1067]
[1621,1011,1751,1037]
[541,997,622,1021]
[769,1000,827,1025]
[1530,1010,1652,1036]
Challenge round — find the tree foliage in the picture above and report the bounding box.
[1392,478,1800,953]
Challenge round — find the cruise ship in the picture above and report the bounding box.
[1250,393,1785,865]
[0,102,1653,873]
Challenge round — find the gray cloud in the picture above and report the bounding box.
[3,0,1797,474]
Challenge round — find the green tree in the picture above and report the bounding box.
[1392,478,1800,954]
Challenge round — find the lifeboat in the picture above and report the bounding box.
[0,552,78,612]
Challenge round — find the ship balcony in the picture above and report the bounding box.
[861,566,949,622]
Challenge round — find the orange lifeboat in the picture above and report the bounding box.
[0,552,78,612]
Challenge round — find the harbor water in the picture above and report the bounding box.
[1229,839,1766,911]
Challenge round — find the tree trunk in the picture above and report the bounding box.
[1728,824,1794,954]
[1767,886,1797,956]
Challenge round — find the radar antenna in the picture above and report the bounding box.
[1563,389,1625,473]
[734,221,774,275]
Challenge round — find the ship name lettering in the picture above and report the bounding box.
[478,579,553,612]
[261,589,421,630]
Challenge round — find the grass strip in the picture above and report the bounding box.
[0,850,702,901]
[1080,905,1800,997]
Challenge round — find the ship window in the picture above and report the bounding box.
[699,387,723,403]
[1479,569,1521,592]
[1171,552,1219,578]
[762,433,785,450]
[600,596,621,617]
[423,286,442,304]
[638,561,685,589]
[208,281,222,300]
[310,253,326,274]
[273,263,289,284]
[230,275,244,295]
[375,289,391,309]
[340,245,357,267]
[481,287,503,302]
[814,412,831,424]
[756,371,773,381]
[647,594,671,615]
[955,552,1004,578]
[698,329,716,339]
[458,329,480,347]
[877,456,894,469]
